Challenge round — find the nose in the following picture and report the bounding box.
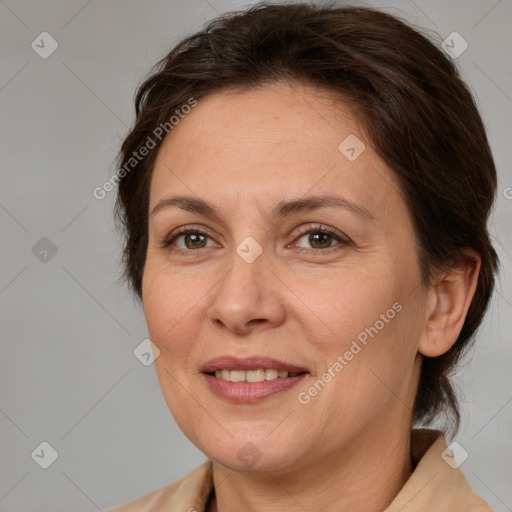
[206,248,287,336]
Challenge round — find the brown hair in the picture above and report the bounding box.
[114,2,499,433]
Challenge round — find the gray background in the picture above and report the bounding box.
[1,0,511,510]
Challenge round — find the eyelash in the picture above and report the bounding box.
[161,224,350,255]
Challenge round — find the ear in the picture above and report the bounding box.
[418,249,481,358]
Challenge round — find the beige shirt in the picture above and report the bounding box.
[108,429,493,511]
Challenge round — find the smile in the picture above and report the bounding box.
[211,369,300,382]
[201,355,309,402]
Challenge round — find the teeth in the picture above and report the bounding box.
[264,368,278,380]
[247,369,265,382]
[230,370,245,382]
[213,369,299,382]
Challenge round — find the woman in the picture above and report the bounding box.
[109,3,498,511]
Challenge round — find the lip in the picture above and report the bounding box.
[202,373,308,403]
[201,355,309,403]
[201,355,309,374]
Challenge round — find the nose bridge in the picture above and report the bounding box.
[207,241,285,333]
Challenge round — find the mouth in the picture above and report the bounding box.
[201,356,309,403]
[207,368,304,382]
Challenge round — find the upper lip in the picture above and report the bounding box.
[201,356,309,374]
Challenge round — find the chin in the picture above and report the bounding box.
[197,432,308,474]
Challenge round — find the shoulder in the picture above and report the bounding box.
[106,459,213,512]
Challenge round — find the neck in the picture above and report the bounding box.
[208,424,413,512]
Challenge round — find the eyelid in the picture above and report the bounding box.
[287,225,350,255]
[290,223,351,245]
[161,224,215,248]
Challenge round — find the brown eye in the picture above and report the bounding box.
[162,228,215,251]
[183,232,208,249]
[293,226,348,253]
[308,232,334,249]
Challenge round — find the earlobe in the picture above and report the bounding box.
[418,250,481,358]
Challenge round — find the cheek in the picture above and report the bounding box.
[285,261,398,348]
[142,265,206,430]
[142,263,202,362]
[292,256,421,386]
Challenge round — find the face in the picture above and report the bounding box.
[143,81,428,474]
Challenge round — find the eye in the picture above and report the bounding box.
[291,224,349,253]
[161,224,350,254]
[162,226,217,251]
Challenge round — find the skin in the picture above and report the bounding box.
[142,81,480,512]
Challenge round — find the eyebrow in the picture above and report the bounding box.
[150,194,375,221]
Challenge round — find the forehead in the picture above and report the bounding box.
[150,82,403,219]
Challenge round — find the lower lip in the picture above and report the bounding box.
[202,373,308,403]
